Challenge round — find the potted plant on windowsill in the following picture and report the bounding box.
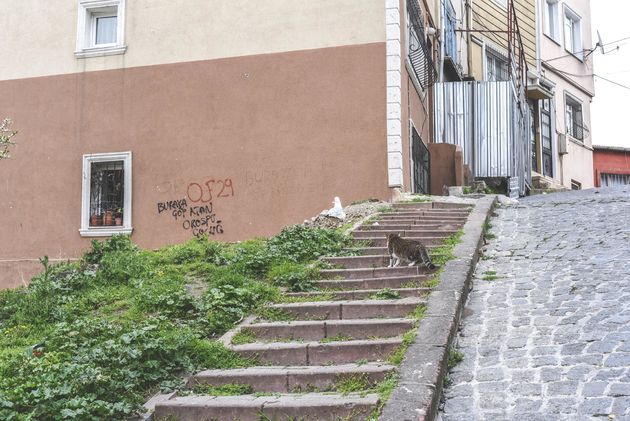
[114,208,123,226]
[103,209,114,226]
[90,213,102,227]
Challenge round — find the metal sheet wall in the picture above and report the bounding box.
[434,81,531,195]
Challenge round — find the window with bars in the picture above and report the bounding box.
[565,96,584,141]
[81,152,132,237]
[486,49,509,81]
[89,161,124,227]
[406,0,437,90]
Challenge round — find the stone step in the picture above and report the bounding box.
[392,202,472,210]
[230,337,403,365]
[352,228,458,239]
[343,244,440,254]
[154,392,379,421]
[188,363,395,393]
[374,219,466,226]
[266,297,425,320]
[358,223,464,231]
[315,275,428,290]
[241,318,415,342]
[320,265,434,279]
[286,287,429,300]
[378,211,469,219]
[322,254,446,269]
[360,236,445,247]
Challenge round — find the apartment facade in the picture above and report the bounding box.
[0,0,442,288]
[536,0,595,190]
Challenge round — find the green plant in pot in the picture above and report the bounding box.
[114,207,123,226]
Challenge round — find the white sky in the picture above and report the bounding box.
[590,0,630,147]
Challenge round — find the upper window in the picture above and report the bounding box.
[492,0,508,8]
[565,95,584,141]
[81,152,132,237]
[486,48,509,81]
[76,0,126,58]
[564,6,583,60]
[544,0,560,42]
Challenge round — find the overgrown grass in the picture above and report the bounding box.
[0,224,353,420]
[482,270,500,281]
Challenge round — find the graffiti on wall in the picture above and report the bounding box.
[156,178,234,238]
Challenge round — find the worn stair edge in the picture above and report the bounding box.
[265,297,425,320]
[154,393,379,421]
[320,266,435,280]
[285,287,430,300]
[239,318,415,342]
[188,363,395,393]
[380,195,498,421]
[229,337,403,366]
[314,275,429,290]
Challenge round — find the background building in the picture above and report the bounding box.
[593,146,630,187]
[536,0,595,190]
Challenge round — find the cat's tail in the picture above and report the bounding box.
[419,246,436,270]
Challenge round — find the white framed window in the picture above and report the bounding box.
[564,94,584,141]
[75,0,126,58]
[544,0,560,42]
[80,152,133,237]
[563,6,582,60]
[492,0,508,8]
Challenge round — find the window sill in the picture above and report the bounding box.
[543,33,561,46]
[79,226,133,237]
[568,136,592,150]
[75,45,127,59]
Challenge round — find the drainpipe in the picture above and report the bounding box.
[466,0,473,78]
[439,0,446,82]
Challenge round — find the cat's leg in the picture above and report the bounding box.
[388,254,394,267]
[392,254,401,267]
[408,260,418,267]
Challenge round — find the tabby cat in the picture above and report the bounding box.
[387,233,436,269]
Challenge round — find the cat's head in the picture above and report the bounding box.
[387,233,400,241]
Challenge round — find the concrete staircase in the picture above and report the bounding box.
[152,202,472,421]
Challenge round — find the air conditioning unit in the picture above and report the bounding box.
[558,134,568,155]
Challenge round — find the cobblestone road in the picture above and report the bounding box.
[440,187,630,421]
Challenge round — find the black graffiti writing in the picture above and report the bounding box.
[157,197,224,238]
[157,199,188,214]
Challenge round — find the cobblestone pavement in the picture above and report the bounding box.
[440,187,630,421]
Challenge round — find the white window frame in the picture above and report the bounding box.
[563,5,583,60]
[75,0,126,59]
[80,151,133,237]
[544,0,560,42]
[492,0,508,9]
[564,93,584,142]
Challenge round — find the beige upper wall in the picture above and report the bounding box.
[0,0,385,81]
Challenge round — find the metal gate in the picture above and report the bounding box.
[433,81,531,195]
[412,127,430,194]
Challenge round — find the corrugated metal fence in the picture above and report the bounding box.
[434,81,531,195]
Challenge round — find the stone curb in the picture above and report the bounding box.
[380,195,497,421]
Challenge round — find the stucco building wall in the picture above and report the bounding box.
[0,1,390,288]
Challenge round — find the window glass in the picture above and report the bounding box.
[95,15,117,45]
[89,161,124,227]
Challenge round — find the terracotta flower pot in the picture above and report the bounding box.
[90,214,102,226]
[103,211,114,226]
[115,217,123,226]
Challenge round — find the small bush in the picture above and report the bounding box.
[266,262,319,292]
[268,225,351,263]
[82,235,137,265]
